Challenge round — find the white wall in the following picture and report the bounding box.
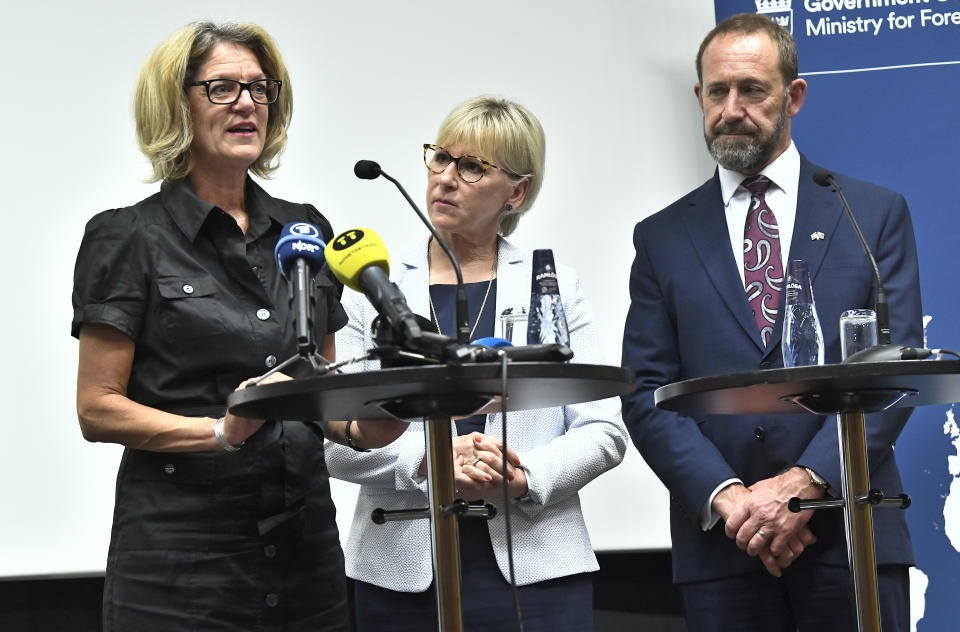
[0,0,717,578]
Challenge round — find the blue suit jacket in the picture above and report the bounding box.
[621,154,922,584]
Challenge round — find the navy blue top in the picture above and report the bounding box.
[428,280,497,436]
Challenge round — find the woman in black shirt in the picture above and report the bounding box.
[72,21,405,631]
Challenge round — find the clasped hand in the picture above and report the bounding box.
[718,467,823,577]
[452,432,527,501]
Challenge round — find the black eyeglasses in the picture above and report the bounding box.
[423,144,527,183]
[188,78,282,105]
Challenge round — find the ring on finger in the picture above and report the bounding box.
[757,529,770,540]
[469,456,481,466]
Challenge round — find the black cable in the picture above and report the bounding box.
[497,351,524,632]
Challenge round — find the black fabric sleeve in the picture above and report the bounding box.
[71,209,147,341]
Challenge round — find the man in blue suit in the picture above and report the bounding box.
[621,13,922,631]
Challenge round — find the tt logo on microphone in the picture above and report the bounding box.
[332,229,365,250]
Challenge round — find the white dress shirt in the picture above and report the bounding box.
[701,140,802,531]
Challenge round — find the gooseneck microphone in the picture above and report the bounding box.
[354,159,471,344]
[813,169,891,345]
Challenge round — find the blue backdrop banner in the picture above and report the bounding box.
[712,2,959,630]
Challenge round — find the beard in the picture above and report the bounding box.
[705,98,788,172]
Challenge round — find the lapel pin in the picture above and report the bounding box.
[810,231,825,241]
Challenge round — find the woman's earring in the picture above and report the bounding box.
[504,203,513,213]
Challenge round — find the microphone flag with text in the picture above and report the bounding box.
[324,227,441,356]
[275,222,326,355]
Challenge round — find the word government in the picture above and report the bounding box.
[804,0,934,11]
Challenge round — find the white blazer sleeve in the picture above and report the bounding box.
[504,264,628,517]
[323,287,429,494]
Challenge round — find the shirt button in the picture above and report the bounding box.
[264,355,277,368]
[256,308,271,321]
[265,593,280,607]
[264,544,277,559]
[163,463,175,475]
[754,427,766,441]
[182,284,194,295]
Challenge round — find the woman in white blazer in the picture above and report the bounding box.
[325,96,627,632]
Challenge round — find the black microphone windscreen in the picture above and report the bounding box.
[354,160,382,180]
[812,169,834,187]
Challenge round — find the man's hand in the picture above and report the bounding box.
[722,468,823,577]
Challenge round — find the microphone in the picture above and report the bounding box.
[354,159,472,344]
[275,222,326,355]
[813,169,891,344]
[324,227,451,356]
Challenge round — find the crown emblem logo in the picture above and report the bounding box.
[756,0,793,34]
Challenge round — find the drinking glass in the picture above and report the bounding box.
[840,309,878,360]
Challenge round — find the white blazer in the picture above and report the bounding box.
[325,236,627,591]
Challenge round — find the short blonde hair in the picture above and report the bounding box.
[135,21,293,182]
[435,96,546,237]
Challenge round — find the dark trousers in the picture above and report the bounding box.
[678,560,909,632]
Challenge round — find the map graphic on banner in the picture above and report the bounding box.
[712,2,960,630]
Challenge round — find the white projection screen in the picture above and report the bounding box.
[0,0,718,578]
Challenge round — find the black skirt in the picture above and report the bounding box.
[102,420,349,632]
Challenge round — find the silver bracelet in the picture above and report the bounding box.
[214,416,244,452]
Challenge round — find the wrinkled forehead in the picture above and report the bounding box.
[701,32,783,86]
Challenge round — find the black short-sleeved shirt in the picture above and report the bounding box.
[72,176,347,416]
[72,177,351,631]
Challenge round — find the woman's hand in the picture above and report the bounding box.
[451,432,527,501]
[219,373,291,446]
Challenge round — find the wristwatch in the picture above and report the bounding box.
[803,466,828,490]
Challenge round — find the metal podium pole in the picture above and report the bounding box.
[423,415,463,631]
[836,410,882,632]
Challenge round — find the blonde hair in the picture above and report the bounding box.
[135,21,293,182]
[435,96,545,237]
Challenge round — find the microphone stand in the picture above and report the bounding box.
[816,171,891,344]
[255,258,330,384]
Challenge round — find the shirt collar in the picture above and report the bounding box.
[718,139,800,205]
[160,176,285,242]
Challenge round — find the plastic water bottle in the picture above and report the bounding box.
[527,249,570,346]
[782,259,824,367]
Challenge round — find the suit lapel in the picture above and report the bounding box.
[492,237,528,329]
[683,175,767,353]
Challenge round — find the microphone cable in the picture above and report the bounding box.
[496,350,525,632]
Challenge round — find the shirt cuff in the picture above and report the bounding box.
[700,478,743,531]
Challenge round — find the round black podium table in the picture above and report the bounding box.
[655,359,960,632]
[228,361,633,632]
[655,359,960,416]
[229,361,632,421]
